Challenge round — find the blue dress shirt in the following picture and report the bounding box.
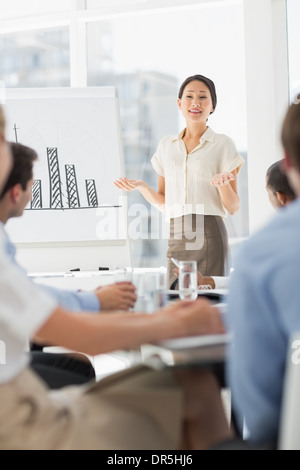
[225,198,300,444]
[0,223,100,312]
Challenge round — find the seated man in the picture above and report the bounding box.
[265,159,296,208]
[0,141,137,388]
[224,97,300,447]
[0,141,137,314]
[0,104,231,450]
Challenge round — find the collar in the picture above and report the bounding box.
[172,126,215,144]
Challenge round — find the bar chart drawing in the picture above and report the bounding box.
[4,87,126,244]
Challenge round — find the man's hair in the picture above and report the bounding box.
[281,94,300,173]
[266,160,296,200]
[0,142,37,199]
[0,105,5,137]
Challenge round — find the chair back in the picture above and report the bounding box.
[278,331,300,450]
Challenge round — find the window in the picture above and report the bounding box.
[0,0,73,19]
[286,0,300,102]
[0,0,249,269]
[0,28,70,87]
[86,1,248,267]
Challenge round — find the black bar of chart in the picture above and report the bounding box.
[65,164,80,209]
[31,180,42,209]
[47,147,63,209]
[86,179,98,207]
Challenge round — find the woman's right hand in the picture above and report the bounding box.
[113,177,145,192]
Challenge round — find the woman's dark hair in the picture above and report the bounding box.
[178,74,217,113]
[266,160,296,200]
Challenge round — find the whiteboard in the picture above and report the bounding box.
[3,87,127,245]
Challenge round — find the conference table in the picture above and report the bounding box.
[31,269,229,377]
[33,268,234,432]
[141,336,229,371]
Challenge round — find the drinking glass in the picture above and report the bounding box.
[114,267,133,283]
[178,260,197,301]
[143,271,167,313]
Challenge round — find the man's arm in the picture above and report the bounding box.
[3,228,137,312]
[39,282,137,312]
[34,299,225,357]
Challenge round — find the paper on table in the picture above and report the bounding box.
[166,289,228,305]
[166,288,228,297]
[158,333,232,350]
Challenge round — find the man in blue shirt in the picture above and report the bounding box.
[224,97,300,447]
[0,141,137,313]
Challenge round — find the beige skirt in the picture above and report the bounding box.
[167,214,229,288]
[0,364,182,450]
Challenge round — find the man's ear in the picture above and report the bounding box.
[276,191,288,207]
[10,184,22,203]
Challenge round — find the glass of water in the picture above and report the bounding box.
[178,260,197,301]
[114,267,133,283]
[143,271,167,314]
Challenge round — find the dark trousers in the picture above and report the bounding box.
[30,351,96,389]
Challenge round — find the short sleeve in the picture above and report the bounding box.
[224,138,245,174]
[150,136,168,177]
[151,151,165,177]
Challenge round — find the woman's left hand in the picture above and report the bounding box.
[211,172,235,187]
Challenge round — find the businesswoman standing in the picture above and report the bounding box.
[114,75,244,287]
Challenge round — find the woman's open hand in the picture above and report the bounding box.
[113,177,145,192]
[211,172,235,187]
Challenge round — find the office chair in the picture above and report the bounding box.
[212,331,300,450]
[278,331,300,450]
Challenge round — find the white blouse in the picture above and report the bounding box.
[151,127,245,220]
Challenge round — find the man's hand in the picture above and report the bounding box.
[94,282,137,310]
[160,298,225,336]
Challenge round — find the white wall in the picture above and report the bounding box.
[244,0,290,234]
